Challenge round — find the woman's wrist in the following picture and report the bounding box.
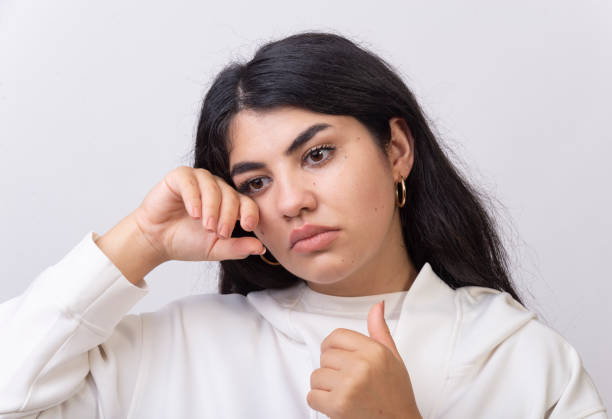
[95,212,167,286]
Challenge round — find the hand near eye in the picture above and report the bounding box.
[133,166,265,263]
[307,301,422,419]
[96,166,265,285]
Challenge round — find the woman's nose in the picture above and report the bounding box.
[274,174,317,219]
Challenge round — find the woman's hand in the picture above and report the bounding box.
[132,166,264,263]
[307,301,422,419]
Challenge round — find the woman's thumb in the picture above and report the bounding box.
[212,236,266,260]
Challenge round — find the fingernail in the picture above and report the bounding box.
[191,205,200,218]
[218,224,229,238]
[206,216,215,231]
[245,216,256,230]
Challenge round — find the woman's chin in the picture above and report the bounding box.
[287,251,356,284]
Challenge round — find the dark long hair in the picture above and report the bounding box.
[193,31,525,306]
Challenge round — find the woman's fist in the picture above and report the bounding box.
[132,166,265,263]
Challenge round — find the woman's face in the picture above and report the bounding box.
[228,106,405,288]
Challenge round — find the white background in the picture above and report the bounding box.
[1,0,610,407]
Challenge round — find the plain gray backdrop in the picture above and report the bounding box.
[1,0,610,407]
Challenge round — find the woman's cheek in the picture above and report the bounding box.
[252,196,292,256]
[341,163,394,234]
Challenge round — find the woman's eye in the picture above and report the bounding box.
[250,178,264,190]
[236,145,335,196]
[237,177,270,195]
[304,145,335,165]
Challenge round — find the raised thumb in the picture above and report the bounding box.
[367,300,401,360]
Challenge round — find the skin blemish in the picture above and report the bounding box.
[374,207,378,212]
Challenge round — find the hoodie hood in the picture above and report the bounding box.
[246,263,536,418]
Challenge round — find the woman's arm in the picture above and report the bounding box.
[0,166,263,417]
[0,231,148,417]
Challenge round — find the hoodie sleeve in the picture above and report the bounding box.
[545,341,608,419]
[0,231,149,418]
[432,287,607,419]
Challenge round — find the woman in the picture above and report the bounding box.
[0,32,606,418]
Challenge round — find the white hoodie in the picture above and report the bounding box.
[0,231,607,419]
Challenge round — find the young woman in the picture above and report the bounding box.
[0,32,606,418]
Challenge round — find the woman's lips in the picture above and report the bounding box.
[291,230,340,253]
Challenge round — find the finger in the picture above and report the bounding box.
[320,348,355,371]
[193,169,221,231]
[215,181,240,239]
[306,388,334,417]
[167,167,203,219]
[310,367,341,391]
[237,194,260,232]
[320,328,373,353]
[209,236,265,260]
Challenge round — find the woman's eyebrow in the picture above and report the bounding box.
[230,123,331,178]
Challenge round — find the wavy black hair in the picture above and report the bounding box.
[193,31,524,306]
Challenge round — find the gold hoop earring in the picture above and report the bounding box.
[260,248,280,266]
[395,175,406,208]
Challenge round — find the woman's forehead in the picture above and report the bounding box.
[228,108,352,156]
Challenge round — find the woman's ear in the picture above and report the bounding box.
[386,117,415,181]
